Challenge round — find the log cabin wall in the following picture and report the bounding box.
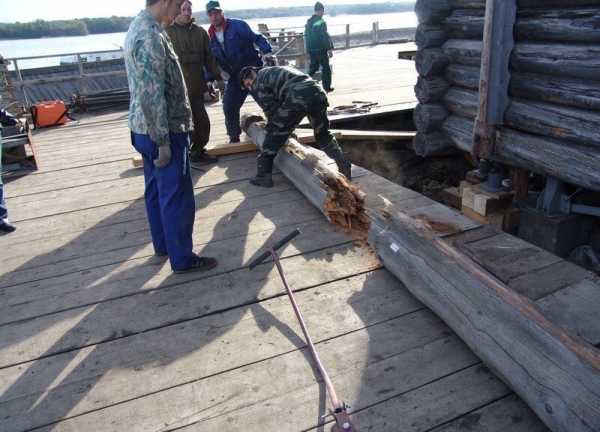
[414,0,600,192]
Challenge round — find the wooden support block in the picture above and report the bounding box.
[132,156,143,169]
[440,187,462,210]
[206,141,257,156]
[462,183,514,216]
[462,206,505,227]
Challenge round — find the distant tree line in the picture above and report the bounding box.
[0,2,414,40]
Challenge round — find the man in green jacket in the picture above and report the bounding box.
[241,66,351,188]
[305,2,334,93]
[166,0,226,165]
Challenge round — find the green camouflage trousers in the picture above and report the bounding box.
[262,86,341,156]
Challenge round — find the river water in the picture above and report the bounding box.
[0,11,416,69]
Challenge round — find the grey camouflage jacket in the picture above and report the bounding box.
[124,10,193,147]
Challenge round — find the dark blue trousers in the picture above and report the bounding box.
[223,80,257,141]
[0,134,8,224]
[131,132,196,271]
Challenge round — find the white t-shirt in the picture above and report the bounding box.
[216,31,225,48]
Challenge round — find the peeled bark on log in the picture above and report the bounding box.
[413,131,456,157]
[415,0,451,25]
[415,103,449,133]
[517,9,600,43]
[512,43,600,82]
[415,48,450,77]
[415,24,447,49]
[510,72,600,111]
[496,127,600,192]
[445,64,480,90]
[242,114,371,238]
[368,209,600,432]
[443,87,479,118]
[505,98,600,149]
[443,39,483,66]
[415,76,450,103]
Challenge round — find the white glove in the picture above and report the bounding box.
[220,70,231,81]
[154,145,172,168]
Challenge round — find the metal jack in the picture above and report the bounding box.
[248,229,357,432]
[538,177,600,218]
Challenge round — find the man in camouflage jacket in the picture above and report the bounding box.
[124,0,217,274]
[240,65,351,188]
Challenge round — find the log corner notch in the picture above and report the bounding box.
[472,0,517,159]
[242,114,371,240]
[413,0,454,157]
[369,204,600,432]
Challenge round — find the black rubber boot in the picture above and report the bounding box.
[322,142,352,180]
[250,153,275,188]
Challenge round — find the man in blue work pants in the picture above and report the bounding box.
[206,1,273,143]
[131,132,196,271]
[0,131,16,234]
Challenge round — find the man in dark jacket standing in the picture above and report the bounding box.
[240,66,351,188]
[206,1,273,144]
[166,0,224,165]
[305,2,334,93]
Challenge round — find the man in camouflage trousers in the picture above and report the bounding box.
[240,65,351,188]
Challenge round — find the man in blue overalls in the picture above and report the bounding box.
[124,0,218,274]
[0,128,16,235]
[206,1,273,144]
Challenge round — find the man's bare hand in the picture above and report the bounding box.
[328,50,333,58]
[154,145,172,168]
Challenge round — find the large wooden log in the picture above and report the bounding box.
[413,131,456,157]
[442,114,600,191]
[368,209,600,432]
[415,103,449,133]
[442,39,483,66]
[496,127,600,192]
[517,9,600,43]
[443,87,479,118]
[518,0,600,7]
[415,24,447,49]
[445,9,485,39]
[415,0,451,25]
[505,99,600,149]
[450,0,485,8]
[415,48,449,77]
[510,72,600,111]
[445,64,480,90]
[415,76,450,103]
[512,43,600,82]
[441,114,475,152]
[242,115,371,237]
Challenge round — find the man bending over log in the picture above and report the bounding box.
[240,65,351,188]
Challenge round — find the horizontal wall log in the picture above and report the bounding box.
[415,0,451,25]
[443,39,483,66]
[415,103,449,133]
[510,73,600,111]
[445,64,480,90]
[496,127,600,192]
[444,9,600,43]
[450,0,485,8]
[415,48,450,77]
[518,0,600,8]
[416,24,448,49]
[442,114,600,191]
[413,131,456,157]
[415,76,450,103]
[368,209,600,432]
[512,43,600,82]
[443,87,479,118]
[505,99,600,149]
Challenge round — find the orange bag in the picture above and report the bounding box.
[31,101,69,128]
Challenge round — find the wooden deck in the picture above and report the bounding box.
[0,44,566,431]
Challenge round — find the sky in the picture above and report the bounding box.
[0,0,410,23]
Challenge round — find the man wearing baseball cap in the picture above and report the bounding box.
[206,1,273,144]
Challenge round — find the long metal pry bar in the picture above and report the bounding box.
[269,247,356,432]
